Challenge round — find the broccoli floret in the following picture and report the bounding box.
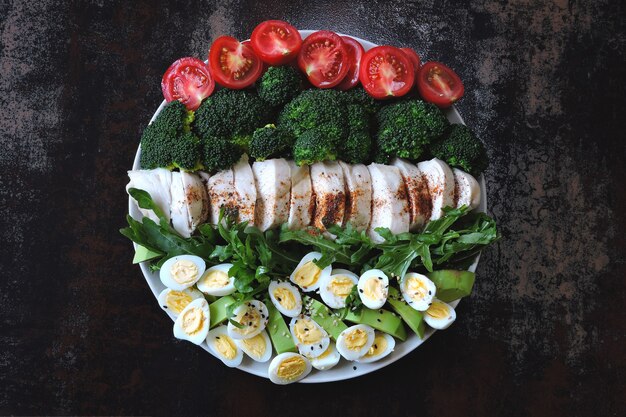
[278,89,348,146]
[340,105,372,164]
[172,131,203,171]
[200,136,243,173]
[258,66,303,107]
[193,89,272,150]
[340,86,381,115]
[140,101,195,169]
[249,124,294,161]
[430,124,489,176]
[293,129,338,166]
[375,99,449,160]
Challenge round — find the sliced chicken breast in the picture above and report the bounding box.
[310,161,346,232]
[287,161,314,230]
[204,168,237,225]
[391,158,432,231]
[181,171,209,228]
[126,168,172,223]
[252,158,291,231]
[339,161,371,231]
[232,154,257,225]
[170,172,193,237]
[367,163,410,243]
[453,168,481,210]
[416,158,455,221]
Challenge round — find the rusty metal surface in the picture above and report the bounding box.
[0,0,624,415]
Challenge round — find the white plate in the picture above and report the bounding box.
[128,30,487,383]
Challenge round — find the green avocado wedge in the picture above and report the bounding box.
[266,302,297,354]
[132,245,162,264]
[344,307,407,341]
[209,295,235,328]
[303,296,348,340]
[387,287,426,339]
[427,270,475,302]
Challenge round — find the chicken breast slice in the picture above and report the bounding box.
[170,172,192,237]
[339,161,371,232]
[181,172,209,228]
[391,158,432,231]
[310,161,346,232]
[203,168,237,225]
[453,168,481,210]
[232,154,257,225]
[416,158,455,221]
[287,161,314,230]
[126,168,172,223]
[252,158,291,231]
[367,163,410,243]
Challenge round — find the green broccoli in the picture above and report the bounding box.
[200,136,243,173]
[140,101,195,170]
[293,129,338,166]
[249,124,294,161]
[257,66,303,107]
[429,124,489,177]
[340,105,372,164]
[193,89,272,150]
[340,86,381,115]
[278,89,348,146]
[375,99,449,160]
[172,131,203,171]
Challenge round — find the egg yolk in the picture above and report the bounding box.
[293,261,321,288]
[201,270,229,288]
[344,329,368,351]
[365,335,388,358]
[181,307,205,335]
[328,276,354,298]
[170,259,199,285]
[316,345,333,359]
[426,301,449,319]
[165,290,193,313]
[241,333,267,358]
[277,356,307,380]
[213,334,237,360]
[294,318,323,344]
[233,305,261,336]
[363,277,385,301]
[406,276,427,301]
[274,287,296,310]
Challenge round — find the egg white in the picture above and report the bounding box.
[227,300,269,340]
[310,341,341,371]
[206,325,243,367]
[157,287,204,319]
[268,352,312,385]
[235,329,273,363]
[336,324,375,361]
[357,269,389,310]
[268,281,302,317]
[289,252,331,292]
[173,298,210,345]
[160,255,206,290]
[289,315,330,358]
[356,332,395,363]
[319,269,358,309]
[423,298,457,330]
[197,263,236,296]
[400,272,436,312]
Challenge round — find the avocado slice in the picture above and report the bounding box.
[303,296,348,340]
[344,307,407,341]
[267,302,297,354]
[387,287,425,339]
[209,295,234,328]
[132,245,162,264]
[427,270,475,302]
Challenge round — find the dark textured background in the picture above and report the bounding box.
[1,0,624,415]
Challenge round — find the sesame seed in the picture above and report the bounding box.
[353,366,357,370]
[163,306,168,309]
[377,318,381,323]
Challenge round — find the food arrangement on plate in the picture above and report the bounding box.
[121,20,499,384]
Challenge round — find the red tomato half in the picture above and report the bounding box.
[400,47,421,72]
[416,61,465,108]
[297,31,350,88]
[161,57,215,111]
[359,45,414,99]
[336,36,365,91]
[208,36,263,89]
[250,20,302,65]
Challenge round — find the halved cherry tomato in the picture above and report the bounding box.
[161,57,215,111]
[297,31,350,88]
[400,47,421,72]
[416,61,464,108]
[359,45,414,99]
[208,36,263,89]
[336,36,365,91]
[250,20,302,66]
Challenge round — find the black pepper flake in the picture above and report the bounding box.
[378,277,383,280]
[163,306,168,309]
[429,302,432,306]
[248,322,252,326]
[304,328,309,331]
[353,366,357,370]
[216,336,220,339]
[379,310,383,314]
[373,344,378,349]
[359,289,364,293]
[377,318,381,323]
[277,297,282,302]
[319,344,322,349]
[428,291,432,295]
[311,346,314,351]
